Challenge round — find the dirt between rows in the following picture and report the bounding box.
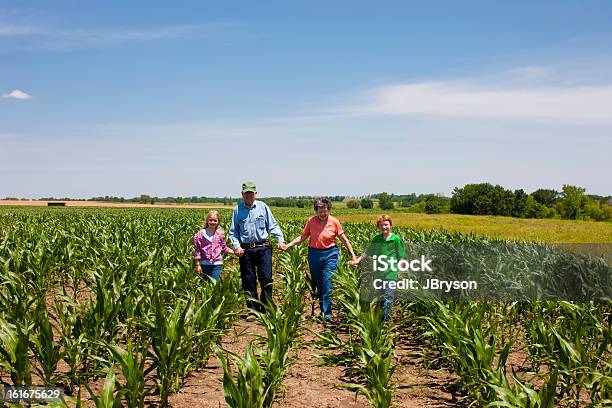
[0,301,459,407]
[169,311,459,408]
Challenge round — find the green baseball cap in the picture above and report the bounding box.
[242,181,257,193]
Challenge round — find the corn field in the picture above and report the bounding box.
[0,207,610,407]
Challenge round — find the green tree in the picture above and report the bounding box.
[346,200,361,209]
[423,195,448,214]
[512,189,528,218]
[531,189,559,206]
[139,194,151,204]
[360,198,374,209]
[378,192,394,210]
[557,185,588,220]
[450,183,513,216]
[399,193,418,207]
[584,201,604,221]
[524,196,546,218]
[603,205,612,221]
[407,202,427,213]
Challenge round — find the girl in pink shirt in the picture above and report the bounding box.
[193,211,234,280]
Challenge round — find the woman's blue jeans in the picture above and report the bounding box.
[307,246,339,320]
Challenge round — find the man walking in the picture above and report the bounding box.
[229,181,286,313]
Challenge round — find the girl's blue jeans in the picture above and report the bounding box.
[307,246,339,320]
[201,263,222,281]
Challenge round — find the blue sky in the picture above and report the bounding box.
[1,1,611,198]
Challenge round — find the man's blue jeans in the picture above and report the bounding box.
[239,246,273,311]
[307,246,339,320]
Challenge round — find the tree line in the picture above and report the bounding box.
[449,184,611,221]
[5,186,610,221]
[343,185,611,222]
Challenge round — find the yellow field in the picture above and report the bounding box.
[332,212,612,243]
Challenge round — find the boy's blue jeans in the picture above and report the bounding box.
[201,264,222,280]
[307,246,339,320]
[379,286,395,320]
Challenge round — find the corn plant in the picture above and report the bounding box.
[487,370,559,408]
[327,261,397,408]
[420,301,514,402]
[523,301,611,405]
[256,299,302,406]
[188,272,242,369]
[0,315,32,386]
[145,290,193,407]
[103,339,155,408]
[218,250,307,407]
[53,293,87,392]
[216,344,267,408]
[80,268,126,375]
[31,300,64,386]
[261,249,308,405]
[345,302,397,408]
[85,369,124,408]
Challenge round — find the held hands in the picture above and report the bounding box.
[234,247,245,257]
[277,243,288,251]
[349,255,360,267]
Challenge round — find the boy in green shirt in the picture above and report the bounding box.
[351,214,405,319]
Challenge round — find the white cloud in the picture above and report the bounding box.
[2,89,32,99]
[505,66,556,80]
[0,22,240,51]
[42,25,202,50]
[345,81,612,123]
[0,24,39,35]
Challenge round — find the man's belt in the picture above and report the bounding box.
[241,241,271,249]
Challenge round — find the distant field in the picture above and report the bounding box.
[269,208,612,243]
[1,202,610,243]
[0,200,232,209]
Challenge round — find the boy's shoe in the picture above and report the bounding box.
[321,315,334,327]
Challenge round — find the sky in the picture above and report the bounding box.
[1,1,611,198]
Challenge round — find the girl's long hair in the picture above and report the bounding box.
[203,210,220,229]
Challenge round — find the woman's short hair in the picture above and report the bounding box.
[377,214,393,226]
[313,197,332,211]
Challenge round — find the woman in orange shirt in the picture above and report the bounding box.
[284,197,358,321]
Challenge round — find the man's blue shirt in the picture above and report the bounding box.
[229,200,284,249]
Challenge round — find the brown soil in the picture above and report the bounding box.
[2,280,459,407]
[168,313,459,408]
